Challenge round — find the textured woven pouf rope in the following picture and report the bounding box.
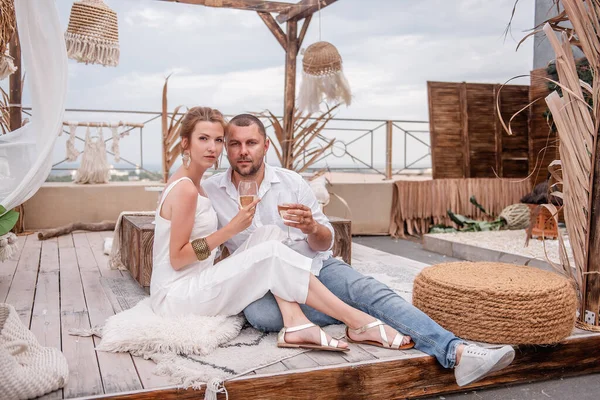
[413,262,577,344]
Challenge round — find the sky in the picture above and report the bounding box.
[8,0,538,172]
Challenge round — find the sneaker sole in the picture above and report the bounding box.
[456,345,515,387]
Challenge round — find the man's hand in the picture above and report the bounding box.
[283,203,318,235]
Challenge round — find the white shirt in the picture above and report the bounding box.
[202,164,334,275]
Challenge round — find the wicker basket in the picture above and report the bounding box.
[65,0,119,66]
[302,41,342,76]
[413,262,577,344]
[499,203,530,230]
[527,204,558,240]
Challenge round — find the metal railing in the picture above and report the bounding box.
[31,108,431,181]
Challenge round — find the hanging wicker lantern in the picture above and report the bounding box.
[298,41,352,114]
[65,0,119,67]
[0,0,17,80]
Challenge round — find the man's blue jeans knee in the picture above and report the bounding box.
[243,257,463,368]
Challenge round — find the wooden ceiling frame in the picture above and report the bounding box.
[157,0,340,163]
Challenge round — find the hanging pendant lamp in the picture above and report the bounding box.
[0,0,17,80]
[65,0,119,67]
[297,41,352,114]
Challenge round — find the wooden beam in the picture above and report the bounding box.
[9,31,21,131]
[276,0,338,23]
[459,82,471,178]
[159,0,295,13]
[96,333,600,400]
[257,12,287,51]
[282,20,298,168]
[297,14,312,53]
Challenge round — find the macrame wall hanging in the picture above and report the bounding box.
[0,0,17,80]
[74,126,110,184]
[60,121,139,184]
[65,0,120,67]
[297,1,351,113]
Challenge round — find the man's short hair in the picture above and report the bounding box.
[228,114,267,139]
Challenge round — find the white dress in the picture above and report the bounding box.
[150,177,313,317]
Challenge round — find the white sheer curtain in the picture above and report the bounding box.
[0,0,68,215]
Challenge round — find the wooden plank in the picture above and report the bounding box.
[304,349,348,366]
[258,11,287,51]
[58,233,74,249]
[0,234,25,302]
[159,0,295,12]
[276,0,338,23]
[80,269,144,394]
[87,232,122,279]
[73,231,144,394]
[280,353,319,370]
[253,361,289,374]
[5,235,42,327]
[59,243,104,398]
[132,356,174,390]
[341,342,377,363]
[73,233,100,272]
[103,333,600,400]
[30,238,63,400]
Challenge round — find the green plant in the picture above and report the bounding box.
[0,205,19,236]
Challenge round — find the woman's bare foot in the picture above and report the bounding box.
[284,321,348,350]
[347,319,412,348]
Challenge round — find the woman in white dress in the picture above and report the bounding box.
[150,107,413,352]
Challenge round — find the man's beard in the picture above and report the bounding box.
[232,157,263,177]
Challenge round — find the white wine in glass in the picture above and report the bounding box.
[238,180,258,207]
[277,191,295,246]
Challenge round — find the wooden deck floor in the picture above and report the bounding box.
[2,233,600,399]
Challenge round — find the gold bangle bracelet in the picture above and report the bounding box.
[191,237,211,261]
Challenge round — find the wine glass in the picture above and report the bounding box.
[277,191,295,246]
[238,181,258,207]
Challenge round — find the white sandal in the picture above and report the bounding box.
[277,323,349,352]
[346,319,414,350]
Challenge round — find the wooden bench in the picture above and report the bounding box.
[121,215,352,289]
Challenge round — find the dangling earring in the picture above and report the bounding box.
[214,152,223,169]
[182,151,191,169]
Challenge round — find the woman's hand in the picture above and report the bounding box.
[227,197,261,234]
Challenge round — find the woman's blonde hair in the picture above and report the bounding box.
[179,106,227,150]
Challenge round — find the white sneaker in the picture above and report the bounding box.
[454,344,515,387]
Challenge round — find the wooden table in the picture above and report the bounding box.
[121,215,352,289]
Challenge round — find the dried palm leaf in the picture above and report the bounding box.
[161,76,187,182]
[260,104,340,172]
[536,0,600,328]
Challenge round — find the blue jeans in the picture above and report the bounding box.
[243,257,464,368]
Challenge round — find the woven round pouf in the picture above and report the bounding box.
[413,262,577,344]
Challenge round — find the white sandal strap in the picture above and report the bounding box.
[329,338,339,348]
[348,319,384,335]
[285,323,317,333]
[319,329,328,347]
[391,333,404,349]
[379,324,389,347]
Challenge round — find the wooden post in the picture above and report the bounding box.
[494,84,503,177]
[459,82,470,178]
[385,120,393,180]
[9,31,21,132]
[282,19,298,169]
[583,127,600,325]
[8,31,24,234]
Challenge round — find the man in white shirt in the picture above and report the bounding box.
[202,114,515,387]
